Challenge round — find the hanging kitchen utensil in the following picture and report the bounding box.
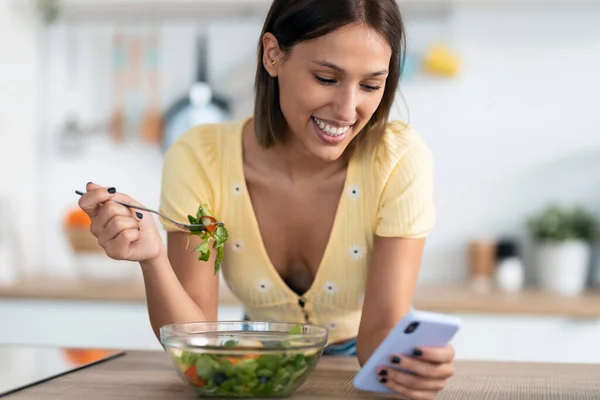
[140,28,163,146]
[108,30,125,143]
[125,30,144,141]
[57,22,85,155]
[161,33,231,152]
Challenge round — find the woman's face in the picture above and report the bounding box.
[262,23,392,162]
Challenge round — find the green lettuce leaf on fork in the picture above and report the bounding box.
[186,204,229,274]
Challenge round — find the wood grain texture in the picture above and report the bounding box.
[2,278,600,317]
[5,351,600,399]
[413,284,600,318]
[0,276,240,305]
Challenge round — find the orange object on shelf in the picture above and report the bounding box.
[64,207,102,253]
[65,208,92,229]
[468,239,497,293]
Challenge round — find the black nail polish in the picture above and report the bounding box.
[391,356,400,364]
[379,377,388,384]
[136,212,143,219]
[87,182,93,185]
[412,348,423,357]
[107,187,116,194]
[378,369,387,376]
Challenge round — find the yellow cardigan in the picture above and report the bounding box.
[159,117,435,345]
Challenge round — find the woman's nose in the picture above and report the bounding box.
[332,88,357,123]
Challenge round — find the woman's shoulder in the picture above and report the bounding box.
[364,121,436,238]
[164,118,246,166]
[370,120,433,174]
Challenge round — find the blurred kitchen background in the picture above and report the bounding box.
[1,0,600,365]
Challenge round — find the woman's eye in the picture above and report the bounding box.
[314,75,381,92]
[362,84,382,92]
[314,75,337,85]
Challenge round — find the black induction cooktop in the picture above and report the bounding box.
[0,344,125,397]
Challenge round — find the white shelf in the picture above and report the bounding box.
[28,0,488,22]
[38,0,274,20]
[32,0,593,21]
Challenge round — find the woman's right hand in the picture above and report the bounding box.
[78,182,165,263]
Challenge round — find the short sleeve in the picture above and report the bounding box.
[374,126,436,238]
[159,127,219,232]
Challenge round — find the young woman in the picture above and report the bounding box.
[79,0,455,398]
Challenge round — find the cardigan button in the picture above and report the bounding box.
[298,298,306,308]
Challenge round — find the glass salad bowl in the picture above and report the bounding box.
[160,321,328,398]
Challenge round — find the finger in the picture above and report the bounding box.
[412,345,455,364]
[98,215,139,245]
[108,192,153,228]
[377,372,435,400]
[389,354,454,379]
[378,367,446,392]
[78,183,117,218]
[104,228,140,260]
[86,182,103,191]
[93,199,137,235]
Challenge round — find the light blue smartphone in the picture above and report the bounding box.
[353,309,462,394]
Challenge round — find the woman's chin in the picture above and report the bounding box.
[307,143,348,162]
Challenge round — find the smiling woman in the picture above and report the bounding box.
[76,1,455,399]
[254,0,404,160]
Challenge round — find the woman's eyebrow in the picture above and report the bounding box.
[310,59,388,77]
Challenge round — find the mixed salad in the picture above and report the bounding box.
[186,204,229,274]
[170,325,321,398]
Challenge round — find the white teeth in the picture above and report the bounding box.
[312,117,350,137]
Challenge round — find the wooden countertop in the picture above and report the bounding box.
[5,349,600,399]
[1,277,600,318]
[0,276,241,305]
[413,284,600,318]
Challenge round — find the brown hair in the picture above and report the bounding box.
[253,0,406,155]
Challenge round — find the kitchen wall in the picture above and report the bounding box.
[20,2,600,284]
[0,0,40,277]
[397,4,600,284]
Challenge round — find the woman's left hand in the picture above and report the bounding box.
[376,345,455,399]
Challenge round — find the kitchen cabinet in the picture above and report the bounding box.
[2,298,599,363]
[2,281,600,363]
[0,276,244,351]
[0,299,244,351]
[452,314,600,364]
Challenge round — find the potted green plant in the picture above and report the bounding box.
[528,205,597,296]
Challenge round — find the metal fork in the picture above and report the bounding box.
[75,190,223,232]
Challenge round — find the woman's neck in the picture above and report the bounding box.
[243,122,347,183]
[272,141,347,182]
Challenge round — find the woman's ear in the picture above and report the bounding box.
[262,32,281,77]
